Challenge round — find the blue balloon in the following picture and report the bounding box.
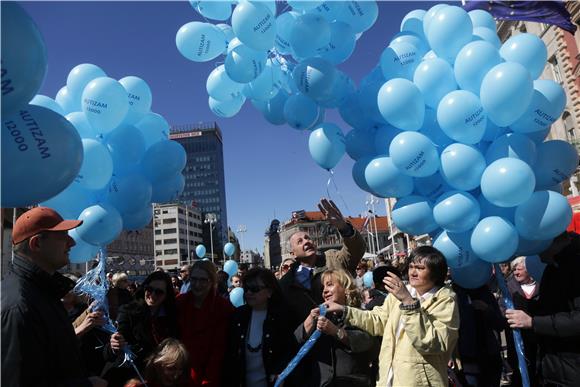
[121,205,153,231]
[480,62,534,127]
[68,229,100,264]
[523,126,551,145]
[76,203,123,246]
[56,86,81,114]
[534,140,579,188]
[468,9,496,30]
[1,3,47,116]
[454,41,502,95]
[374,125,403,156]
[500,33,547,79]
[308,123,346,170]
[176,22,226,62]
[380,42,420,80]
[209,95,246,118]
[243,58,286,102]
[525,255,547,283]
[119,76,153,125]
[358,83,388,127]
[364,157,414,198]
[515,190,573,240]
[106,173,152,214]
[224,259,238,275]
[77,139,113,190]
[440,143,486,191]
[40,182,98,220]
[419,109,453,149]
[289,13,330,59]
[224,243,237,257]
[105,125,146,175]
[338,92,373,130]
[284,94,319,130]
[423,4,448,37]
[391,31,429,58]
[232,1,276,51]
[151,173,185,203]
[426,5,473,63]
[401,9,426,40]
[414,172,451,202]
[66,112,98,139]
[377,78,425,131]
[434,230,477,268]
[206,65,245,102]
[485,133,537,166]
[82,77,129,133]
[319,21,356,65]
[67,64,107,103]
[437,90,486,145]
[191,0,232,21]
[472,27,501,49]
[275,11,299,55]
[141,140,187,182]
[134,112,169,149]
[413,58,457,109]
[216,24,236,51]
[516,237,553,256]
[257,89,289,125]
[225,39,267,83]
[195,244,207,258]
[293,58,336,102]
[389,131,439,177]
[345,129,376,161]
[481,158,536,208]
[335,0,378,33]
[319,71,355,109]
[471,216,519,263]
[510,80,566,134]
[450,258,493,289]
[30,95,64,116]
[481,120,507,143]
[362,271,373,288]
[352,157,375,193]
[433,191,480,233]
[392,195,438,235]
[477,194,515,222]
[230,287,245,307]
[311,2,346,22]
[1,105,83,207]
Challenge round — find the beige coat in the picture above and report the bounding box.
[346,285,459,386]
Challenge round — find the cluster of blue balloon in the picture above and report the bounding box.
[1,4,186,263]
[177,2,578,288]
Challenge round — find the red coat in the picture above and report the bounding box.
[176,291,234,387]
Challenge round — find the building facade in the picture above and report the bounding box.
[239,250,262,266]
[153,202,203,271]
[106,225,155,276]
[263,219,282,269]
[170,122,229,258]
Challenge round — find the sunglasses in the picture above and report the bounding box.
[244,284,267,293]
[144,285,166,296]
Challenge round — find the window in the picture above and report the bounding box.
[164,249,178,255]
[548,56,563,84]
[155,240,162,245]
[163,228,177,234]
[155,230,161,235]
[163,218,176,224]
[164,238,177,244]
[155,250,163,256]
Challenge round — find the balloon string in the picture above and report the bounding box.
[326,169,351,215]
[494,264,530,387]
[74,248,148,387]
[274,304,327,387]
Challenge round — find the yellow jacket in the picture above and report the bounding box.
[346,285,459,386]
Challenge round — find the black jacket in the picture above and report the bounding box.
[529,233,580,386]
[1,256,92,387]
[223,303,299,387]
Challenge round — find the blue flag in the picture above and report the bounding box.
[464,1,577,34]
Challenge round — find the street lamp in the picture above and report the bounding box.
[236,224,247,252]
[204,213,217,263]
[365,195,380,254]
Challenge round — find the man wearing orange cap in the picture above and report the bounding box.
[1,207,107,387]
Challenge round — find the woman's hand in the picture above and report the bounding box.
[323,300,345,315]
[75,311,106,337]
[303,307,320,335]
[316,316,339,337]
[383,272,414,305]
[110,332,126,353]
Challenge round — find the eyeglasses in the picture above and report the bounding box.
[144,285,166,296]
[190,277,210,284]
[244,284,267,293]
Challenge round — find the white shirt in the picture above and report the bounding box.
[245,309,268,387]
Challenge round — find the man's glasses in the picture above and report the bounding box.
[244,284,267,293]
[144,285,166,296]
[190,277,210,284]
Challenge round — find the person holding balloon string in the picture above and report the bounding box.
[176,260,234,387]
[323,246,459,386]
[224,267,299,387]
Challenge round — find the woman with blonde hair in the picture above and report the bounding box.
[176,260,234,387]
[299,269,374,387]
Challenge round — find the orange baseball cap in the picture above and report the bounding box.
[12,207,83,245]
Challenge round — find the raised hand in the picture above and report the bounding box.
[384,271,414,305]
[318,198,348,233]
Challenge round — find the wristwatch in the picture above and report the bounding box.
[399,299,420,311]
[336,327,347,341]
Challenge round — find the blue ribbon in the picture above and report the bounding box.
[274,304,327,387]
[73,248,147,386]
[494,264,530,387]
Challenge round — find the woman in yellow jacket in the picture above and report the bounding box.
[323,246,459,386]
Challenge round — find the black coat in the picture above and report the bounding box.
[1,256,92,387]
[223,303,299,387]
[529,233,580,386]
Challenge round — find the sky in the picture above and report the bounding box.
[21,0,456,253]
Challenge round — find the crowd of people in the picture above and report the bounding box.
[1,202,579,387]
